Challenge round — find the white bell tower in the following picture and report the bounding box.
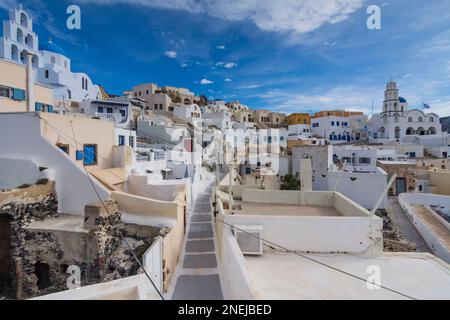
[382,80,401,116]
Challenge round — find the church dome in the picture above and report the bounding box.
[399,97,407,103]
[39,39,66,56]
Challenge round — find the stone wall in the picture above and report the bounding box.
[0,188,160,299]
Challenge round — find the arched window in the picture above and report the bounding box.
[17,28,23,43]
[25,34,33,48]
[408,117,412,123]
[11,45,19,61]
[406,127,414,135]
[20,12,29,28]
[429,117,434,122]
[395,126,401,139]
[394,114,399,122]
[417,127,425,136]
[31,54,39,68]
[20,50,28,64]
[45,69,49,78]
[428,127,437,135]
[418,117,423,123]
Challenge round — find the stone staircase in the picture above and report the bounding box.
[168,181,224,300]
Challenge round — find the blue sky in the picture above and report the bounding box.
[1,0,450,116]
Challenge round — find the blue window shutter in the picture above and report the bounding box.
[47,105,54,113]
[13,88,26,101]
[76,150,84,161]
[35,102,42,112]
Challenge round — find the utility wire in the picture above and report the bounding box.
[35,113,165,300]
[33,113,416,300]
[214,216,418,300]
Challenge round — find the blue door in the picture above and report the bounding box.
[83,145,97,166]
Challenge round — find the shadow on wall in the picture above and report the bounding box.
[0,158,41,190]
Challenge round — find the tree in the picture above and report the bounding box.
[280,174,301,190]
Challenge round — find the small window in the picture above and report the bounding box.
[97,106,104,113]
[57,144,70,154]
[107,108,113,114]
[120,110,126,117]
[12,88,26,101]
[129,136,134,148]
[76,150,83,161]
[0,86,11,98]
[331,121,335,126]
[118,135,125,146]
[45,70,49,79]
[359,157,371,164]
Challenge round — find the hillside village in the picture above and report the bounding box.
[0,7,449,300]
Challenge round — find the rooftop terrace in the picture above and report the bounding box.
[245,250,450,300]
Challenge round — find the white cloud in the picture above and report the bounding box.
[165,51,178,58]
[200,78,214,85]
[239,84,262,89]
[180,63,188,67]
[216,45,226,50]
[79,0,365,34]
[224,78,232,82]
[254,85,380,114]
[224,62,237,69]
[216,61,237,69]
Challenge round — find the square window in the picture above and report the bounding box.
[76,150,83,161]
[0,86,11,98]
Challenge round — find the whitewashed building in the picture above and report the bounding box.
[292,145,388,209]
[369,81,442,143]
[311,111,368,144]
[173,104,202,127]
[0,6,100,103]
[287,124,312,141]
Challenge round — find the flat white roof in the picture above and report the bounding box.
[244,251,450,300]
[377,160,417,165]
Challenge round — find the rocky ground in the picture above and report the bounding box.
[375,209,417,252]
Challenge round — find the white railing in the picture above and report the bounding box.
[95,112,126,123]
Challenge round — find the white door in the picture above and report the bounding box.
[143,237,163,292]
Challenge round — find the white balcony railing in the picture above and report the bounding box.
[95,112,127,123]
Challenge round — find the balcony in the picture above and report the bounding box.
[95,112,127,124]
